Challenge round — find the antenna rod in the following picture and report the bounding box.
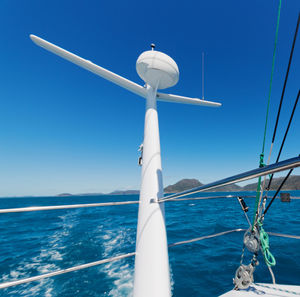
[202,52,204,100]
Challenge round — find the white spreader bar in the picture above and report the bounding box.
[30,34,221,107]
[30,35,146,98]
[156,92,221,107]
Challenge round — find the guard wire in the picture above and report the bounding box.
[263,168,293,217]
[0,229,299,290]
[267,90,300,190]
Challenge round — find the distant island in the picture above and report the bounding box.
[109,190,140,195]
[57,175,300,196]
[57,190,138,196]
[163,179,242,193]
[163,175,300,193]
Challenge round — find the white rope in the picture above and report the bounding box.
[268,265,276,284]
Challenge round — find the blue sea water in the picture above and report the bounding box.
[0,191,299,296]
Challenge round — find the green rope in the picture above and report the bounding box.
[261,0,282,155]
[253,0,282,229]
[258,221,276,266]
[252,177,262,230]
[252,154,265,229]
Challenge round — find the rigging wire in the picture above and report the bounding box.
[252,0,282,228]
[267,90,300,190]
[274,90,300,164]
[270,13,300,146]
[260,0,282,157]
[258,14,300,219]
[265,12,300,191]
[160,156,300,203]
[259,89,300,217]
[263,168,293,217]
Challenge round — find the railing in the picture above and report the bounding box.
[0,228,299,290]
[1,155,300,290]
[160,155,300,202]
[0,195,299,214]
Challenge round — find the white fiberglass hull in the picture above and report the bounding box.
[220,283,300,297]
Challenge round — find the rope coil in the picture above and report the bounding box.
[258,221,276,266]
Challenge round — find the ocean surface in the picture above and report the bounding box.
[0,191,299,297]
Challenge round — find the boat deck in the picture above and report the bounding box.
[220,283,300,297]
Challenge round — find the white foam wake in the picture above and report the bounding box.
[100,227,134,297]
[0,211,78,296]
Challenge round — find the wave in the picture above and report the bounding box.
[100,228,134,297]
[0,211,80,296]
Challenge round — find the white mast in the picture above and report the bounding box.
[133,45,180,296]
[133,84,170,296]
[29,35,221,297]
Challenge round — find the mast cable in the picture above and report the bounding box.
[274,90,300,165]
[267,89,300,190]
[259,89,299,216]
[202,52,204,99]
[252,0,282,228]
[271,13,300,145]
[265,12,300,191]
[260,0,282,156]
[263,168,293,217]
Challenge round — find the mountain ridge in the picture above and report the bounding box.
[56,175,300,196]
[163,175,300,193]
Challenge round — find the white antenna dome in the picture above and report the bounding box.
[136,49,179,90]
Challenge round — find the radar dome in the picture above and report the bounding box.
[136,50,179,90]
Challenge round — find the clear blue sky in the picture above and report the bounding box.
[0,0,299,196]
